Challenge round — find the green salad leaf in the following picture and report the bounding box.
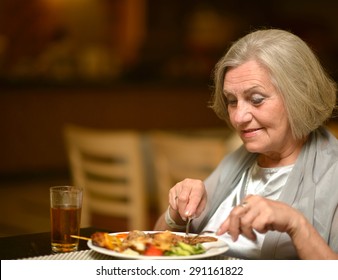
[164,242,206,256]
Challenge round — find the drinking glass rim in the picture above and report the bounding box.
[50,186,83,193]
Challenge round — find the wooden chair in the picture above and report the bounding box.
[327,122,338,138]
[149,129,241,214]
[63,125,148,230]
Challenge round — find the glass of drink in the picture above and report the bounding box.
[50,186,83,253]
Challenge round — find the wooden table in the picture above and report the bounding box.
[0,227,103,260]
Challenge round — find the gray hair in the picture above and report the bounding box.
[210,28,337,140]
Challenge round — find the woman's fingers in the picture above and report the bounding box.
[169,188,179,210]
[220,204,246,241]
[185,180,207,217]
[239,203,258,241]
[218,196,264,241]
[168,178,207,220]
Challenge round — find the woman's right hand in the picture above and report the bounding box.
[168,178,207,221]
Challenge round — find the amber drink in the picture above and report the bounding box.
[50,186,83,253]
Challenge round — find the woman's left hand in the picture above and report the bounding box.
[217,195,299,241]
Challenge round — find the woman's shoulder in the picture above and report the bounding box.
[311,126,338,179]
[314,126,338,151]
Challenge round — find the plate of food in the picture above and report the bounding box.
[87,230,228,259]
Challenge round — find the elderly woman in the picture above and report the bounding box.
[154,29,338,259]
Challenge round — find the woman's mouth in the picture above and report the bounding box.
[241,128,261,138]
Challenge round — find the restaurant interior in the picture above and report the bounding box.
[1,0,338,237]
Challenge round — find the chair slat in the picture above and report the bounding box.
[64,124,148,231]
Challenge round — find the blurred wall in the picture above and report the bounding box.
[0,85,224,175]
[1,0,338,177]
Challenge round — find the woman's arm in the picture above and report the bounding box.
[153,208,186,231]
[288,213,338,260]
[219,195,338,260]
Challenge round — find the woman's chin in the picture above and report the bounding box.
[243,143,262,153]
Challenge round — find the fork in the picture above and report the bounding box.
[185,217,193,237]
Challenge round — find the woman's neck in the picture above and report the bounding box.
[257,136,308,168]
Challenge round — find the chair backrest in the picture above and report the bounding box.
[327,122,338,138]
[63,125,148,230]
[149,129,241,214]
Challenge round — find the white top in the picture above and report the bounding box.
[202,161,294,259]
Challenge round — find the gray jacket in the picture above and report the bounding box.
[194,126,338,259]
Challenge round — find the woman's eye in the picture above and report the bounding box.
[226,98,237,106]
[251,95,265,105]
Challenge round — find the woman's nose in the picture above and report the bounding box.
[231,103,252,126]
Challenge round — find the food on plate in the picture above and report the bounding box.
[91,230,217,256]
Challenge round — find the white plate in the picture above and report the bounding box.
[87,231,229,260]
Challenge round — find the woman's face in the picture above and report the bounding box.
[223,60,300,165]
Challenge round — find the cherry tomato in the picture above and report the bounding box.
[115,233,128,239]
[143,244,163,256]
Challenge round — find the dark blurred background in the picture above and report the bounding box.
[1,0,338,236]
